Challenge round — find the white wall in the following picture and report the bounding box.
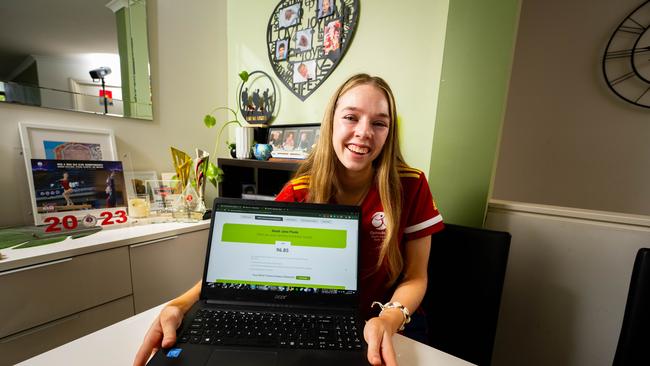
[0,0,228,227]
[486,201,650,366]
[34,53,123,113]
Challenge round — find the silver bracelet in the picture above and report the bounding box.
[371,301,411,331]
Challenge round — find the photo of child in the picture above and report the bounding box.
[293,60,316,84]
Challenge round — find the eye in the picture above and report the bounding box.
[343,114,358,121]
[372,120,388,128]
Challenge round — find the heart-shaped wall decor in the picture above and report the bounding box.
[266,0,360,101]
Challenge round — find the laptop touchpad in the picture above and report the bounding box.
[207,349,278,366]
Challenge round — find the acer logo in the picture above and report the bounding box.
[274,295,288,300]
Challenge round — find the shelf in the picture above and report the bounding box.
[217,158,301,198]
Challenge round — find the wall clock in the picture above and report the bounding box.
[266,0,360,101]
[603,0,650,108]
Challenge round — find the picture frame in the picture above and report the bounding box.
[28,159,127,226]
[278,3,300,28]
[275,39,289,60]
[294,28,313,52]
[18,122,120,225]
[124,171,158,199]
[318,0,335,18]
[268,123,320,159]
[18,122,118,161]
[293,60,317,84]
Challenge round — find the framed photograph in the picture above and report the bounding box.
[19,122,117,161]
[295,28,313,52]
[293,60,316,84]
[124,171,158,199]
[278,3,300,28]
[29,159,127,225]
[318,0,335,18]
[18,122,119,225]
[323,20,342,58]
[268,123,320,159]
[275,39,289,60]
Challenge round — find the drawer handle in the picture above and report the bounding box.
[0,313,80,343]
[129,235,179,249]
[0,258,72,277]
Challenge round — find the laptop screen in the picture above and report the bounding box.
[203,199,360,300]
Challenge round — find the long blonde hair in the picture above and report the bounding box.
[296,74,406,286]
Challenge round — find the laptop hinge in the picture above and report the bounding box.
[204,299,353,312]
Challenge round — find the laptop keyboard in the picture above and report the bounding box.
[178,308,363,351]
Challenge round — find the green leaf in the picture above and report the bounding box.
[204,114,217,128]
[205,163,223,188]
[239,70,249,82]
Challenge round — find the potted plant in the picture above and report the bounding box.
[203,71,251,187]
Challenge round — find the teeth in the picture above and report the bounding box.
[347,144,369,154]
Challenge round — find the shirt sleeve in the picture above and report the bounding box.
[403,173,444,241]
[275,183,296,202]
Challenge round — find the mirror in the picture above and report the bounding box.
[0,0,153,120]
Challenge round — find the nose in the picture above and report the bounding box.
[354,118,373,139]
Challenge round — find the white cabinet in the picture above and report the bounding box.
[0,247,133,365]
[0,223,209,365]
[129,229,208,313]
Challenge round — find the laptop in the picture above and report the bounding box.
[147,198,370,366]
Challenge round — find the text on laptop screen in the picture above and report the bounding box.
[206,203,359,295]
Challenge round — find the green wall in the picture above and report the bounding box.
[227,0,449,174]
[226,0,520,228]
[429,0,520,227]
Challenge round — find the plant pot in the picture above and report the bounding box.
[235,126,254,159]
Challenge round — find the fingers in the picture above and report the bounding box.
[160,306,183,348]
[133,321,163,366]
[380,331,398,366]
[133,306,183,366]
[364,319,383,366]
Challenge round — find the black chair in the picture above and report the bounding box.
[613,248,650,366]
[420,223,510,366]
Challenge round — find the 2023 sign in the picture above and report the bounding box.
[43,210,128,233]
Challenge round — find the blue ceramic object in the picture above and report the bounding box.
[253,143,273,160]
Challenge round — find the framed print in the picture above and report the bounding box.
[278,3,300,28]
[293,60,316,83]
[323,20,342,57]
[276,39,289,60]
[19,122,118,161]
[318,0,335,18]
[294,28,313,52]
[268,123,320,159]
[29,159,127,226]
[18,122,119,225]
[124,170,158,200]
[268,129,284,149]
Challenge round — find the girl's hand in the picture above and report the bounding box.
[132,305,184,366]
[363,316,398,366]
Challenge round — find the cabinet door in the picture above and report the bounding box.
[0,295,134,366]
[0,246,132,339]
[129,230,208,313]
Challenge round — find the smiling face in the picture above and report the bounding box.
[331,83,390,174]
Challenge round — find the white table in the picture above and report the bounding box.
[18,304,475,366]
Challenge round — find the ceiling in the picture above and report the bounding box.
[0,0,119,79]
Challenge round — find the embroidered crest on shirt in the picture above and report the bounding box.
[371,212,386,230]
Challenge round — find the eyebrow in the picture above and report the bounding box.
[339,106,390,119]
